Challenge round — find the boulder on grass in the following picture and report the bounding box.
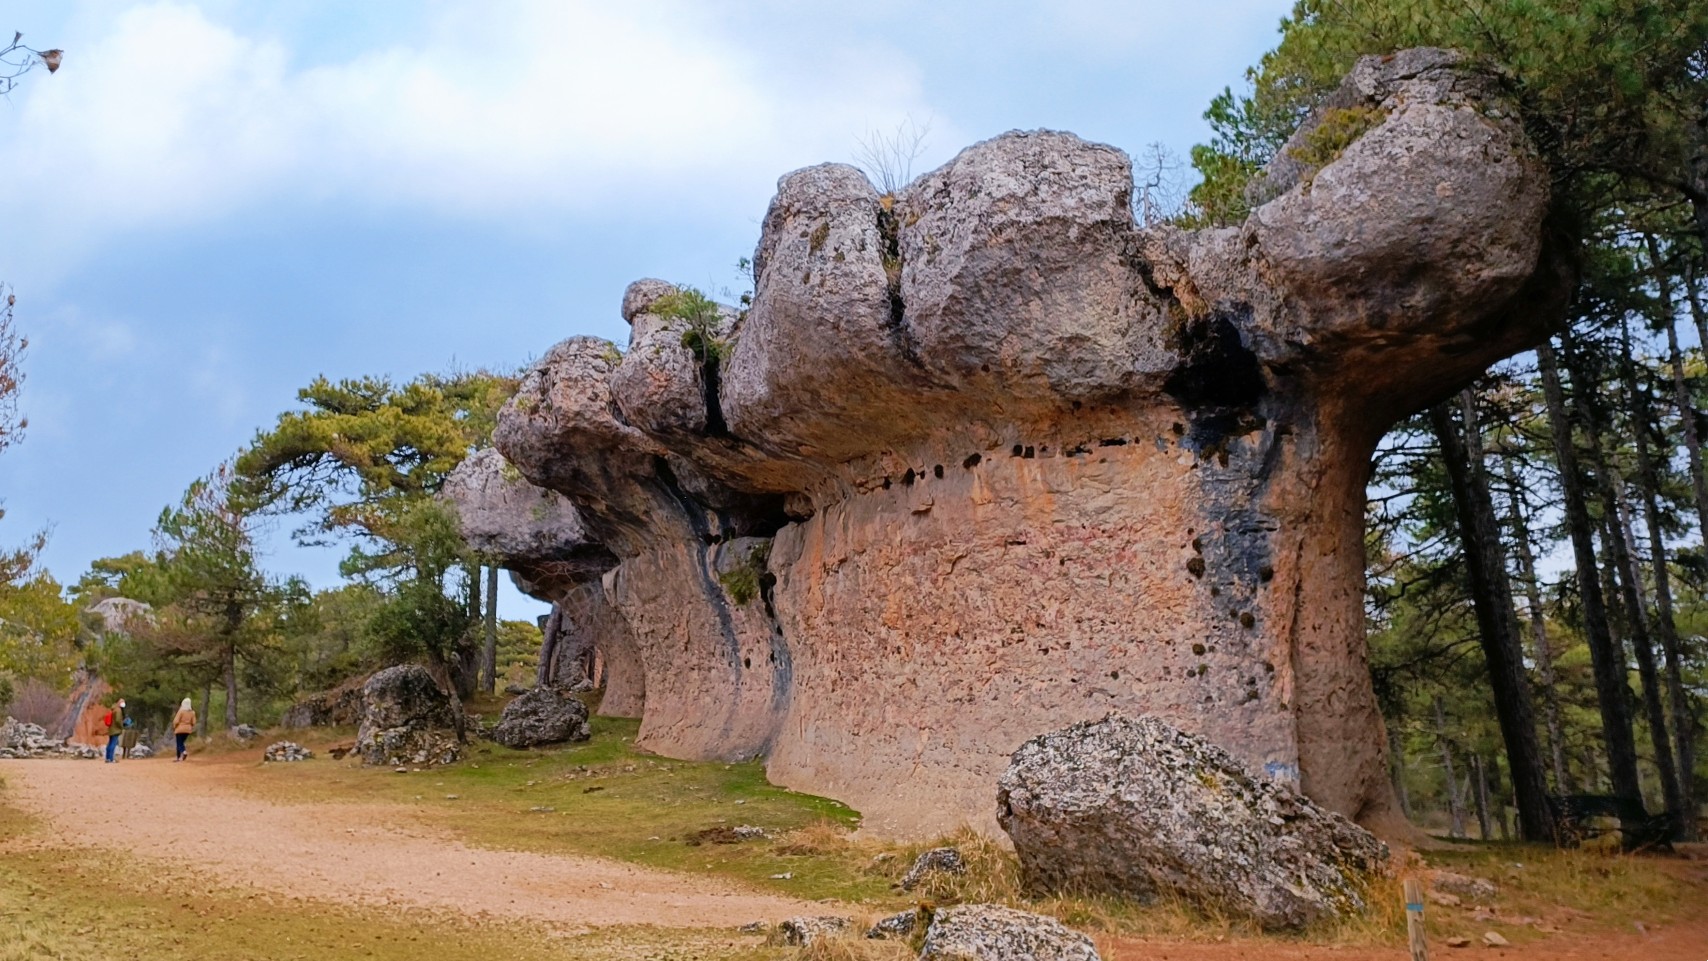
[354,665,462,767]
[919,904,1099,961]
[489,686,591,748]
[997,713,1388,930]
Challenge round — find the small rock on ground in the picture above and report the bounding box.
[919,904,1100,961]
[777,916,852,946]
[900,846,967,891]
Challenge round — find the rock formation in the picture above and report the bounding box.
[449,49,1567,837]
[997,713,1388,929]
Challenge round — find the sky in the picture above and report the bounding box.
[0,0,1291,619]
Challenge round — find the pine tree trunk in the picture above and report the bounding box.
[1428,393,1557,841]
[1656,242,1708,538]
[1472,753,1494,841]
[1436,696,1467,839]
[1620,325,1698,837]
[537,604,563,687]
[1538,340,1644,803]
[1579,352,1684,821]
[1389,724,1412,819]
[199,683,211,737]
[483,565,499,695]
[1500,455,1571,792]
[223,645,238,730]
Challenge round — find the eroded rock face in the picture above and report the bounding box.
[480,50,1564,837]
[997,714,1388,929]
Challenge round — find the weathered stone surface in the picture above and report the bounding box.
[354,665,462,767]
[442,448,615,585]
[482,50,1563,838]
[776,916,852,947]
[489,686,591,748]
[997,714,1388,929]
[918,904,1100,961]
[865,910,920,940]
[900,847,967,891]
[497,339,790,762]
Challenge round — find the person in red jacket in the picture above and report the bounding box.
[102,697,126,763]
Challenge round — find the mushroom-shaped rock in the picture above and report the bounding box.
[485,49,1566,839]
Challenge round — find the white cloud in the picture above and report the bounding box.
[1,1,945,278]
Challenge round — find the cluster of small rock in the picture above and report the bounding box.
[0,716,100,759]
[263,741,313,763]
[231,724,262,743]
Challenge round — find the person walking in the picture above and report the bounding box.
[171,698,196,762]
[103,697,126,763]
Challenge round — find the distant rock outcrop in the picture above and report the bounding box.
[997,714,1388,929]
[447,49,1567,837]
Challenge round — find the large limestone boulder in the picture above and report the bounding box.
[354,666,462,766]
[489,686,591,748]
[487,49,1565,837]
[997,714,1388,929]
[918,904,1100,961]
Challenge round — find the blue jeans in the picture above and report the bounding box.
[175,733,189,758]
[105,735,119,762]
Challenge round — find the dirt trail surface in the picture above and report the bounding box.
[0,758,817,931]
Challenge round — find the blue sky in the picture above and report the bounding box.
[0,1,1290,618]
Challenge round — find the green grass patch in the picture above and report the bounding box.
[224,717,896,903]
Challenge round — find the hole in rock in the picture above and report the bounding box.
[964,453,982,469]
[934,464,944,479]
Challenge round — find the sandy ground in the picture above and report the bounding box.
[0,757,817,932]
[4,757,1706,958]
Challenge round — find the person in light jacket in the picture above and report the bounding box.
[171,698,196,762]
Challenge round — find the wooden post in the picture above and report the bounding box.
[1404,878,1428,961]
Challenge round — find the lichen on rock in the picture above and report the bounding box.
[997,713,1389,929]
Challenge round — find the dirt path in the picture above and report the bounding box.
[0,758,817,932]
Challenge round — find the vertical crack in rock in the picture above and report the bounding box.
[652,455,742,659]
[875,203,926,370]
